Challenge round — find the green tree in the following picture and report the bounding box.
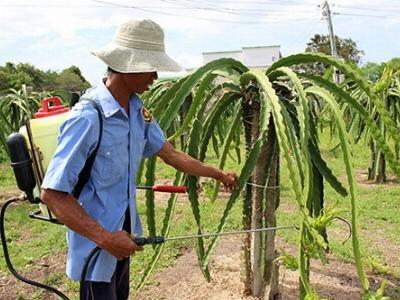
[296,34,365,75]
[0,62,90,93]
[360,58,400,82]
[0,62,33,92]
[55,66,91,92]
[360,62,384,82]
[41,70,59,91]
[16,63,47,88]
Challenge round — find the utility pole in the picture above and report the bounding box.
[322,0,340,83]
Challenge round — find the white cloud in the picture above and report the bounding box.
[0,0,398,84]
[174,51,203,69]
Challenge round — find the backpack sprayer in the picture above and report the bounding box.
[2,95,296,299]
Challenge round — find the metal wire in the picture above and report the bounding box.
[246,182,280,189]
[165,225,296,241]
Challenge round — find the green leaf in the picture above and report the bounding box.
[306,85,369,291]
[159,58,248,131]
[186,117,210,280]
[199,92,241,162]
[144,157,157,238]
[167,73,217,142]
[267,53,400,149]
[308,142,348,197]
[302,74,400,178]
[211,102,242,202]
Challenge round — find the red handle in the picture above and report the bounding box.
[41,97,62,112]
[152,185,187,193]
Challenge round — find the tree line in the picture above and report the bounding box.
[0,62,90,94]
[303,34,400,80]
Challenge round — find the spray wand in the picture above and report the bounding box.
[133,225,296,246]
[134,184,296,244]
[133,184,296,244]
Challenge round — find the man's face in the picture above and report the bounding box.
[122,71,158,94]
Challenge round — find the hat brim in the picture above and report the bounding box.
[93,44,183,73]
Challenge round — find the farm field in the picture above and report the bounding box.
[1,0,400,298]
[0,131,399,299]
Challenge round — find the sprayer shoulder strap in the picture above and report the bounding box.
[72,98,103,199]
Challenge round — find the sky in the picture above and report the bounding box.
[0,0,399,84]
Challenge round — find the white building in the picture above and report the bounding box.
[202,45,282,70]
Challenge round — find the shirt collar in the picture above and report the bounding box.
[95,80,143,118]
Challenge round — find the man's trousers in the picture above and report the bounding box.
[81,210,131,300]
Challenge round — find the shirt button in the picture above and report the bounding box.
[106,152,110,155]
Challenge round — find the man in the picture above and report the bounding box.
[41,19,238,300]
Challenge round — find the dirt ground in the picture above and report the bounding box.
[136,235,400,300]
[0,250,69,299]
[1,234,399,299]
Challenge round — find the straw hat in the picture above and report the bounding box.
[93,19,183,73]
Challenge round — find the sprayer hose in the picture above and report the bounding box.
[79,246,101,300]
[0,197,70,300]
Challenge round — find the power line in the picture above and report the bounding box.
[183,0,319,6]
[0,4,112,7]
[6,0,397,22]
[334,12,400,21]
[0,0,326,19]
[333,3,400,14]
[0,3,317,14]
[160,0,318,13]
[0,0,324,8]
[156,0,320,19]
[0,0,322,23]
[90,0,319,24]
[283,17,324,55]
[0,3,320,16]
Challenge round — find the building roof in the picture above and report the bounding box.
[202,45,281,55]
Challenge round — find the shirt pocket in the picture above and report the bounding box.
[96,144,126,183]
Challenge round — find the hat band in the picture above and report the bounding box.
[113,36,165,51]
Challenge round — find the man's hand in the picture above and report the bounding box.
[157,142,239,193]
[219,171,238,193]
[99,231,143,260]
[40,189,143,261]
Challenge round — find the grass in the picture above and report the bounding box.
[0,129,399,298]
[0,162,16,193]
[0,202,67,272]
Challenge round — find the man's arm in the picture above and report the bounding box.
[157,142,238,192]
[41,189,142,259]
